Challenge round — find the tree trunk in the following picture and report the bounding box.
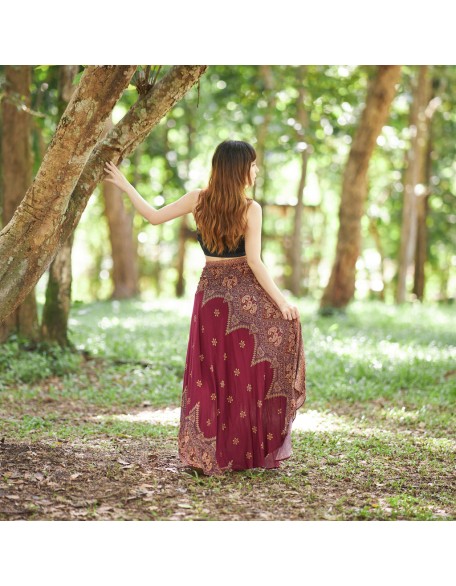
[413,74,438,301]
[319,65,402,313]
[0,65,207,323]
[413,127,433,301]
[289,66,310,297]
[413,190,430,300]
[254,65,276,206]
[0,65,137,323]
[396,66,432,303]
[41,65,80,346]
[367,215,386,301]
[0,66,39,343]
[102,116,139,299]
[175,102,195,298]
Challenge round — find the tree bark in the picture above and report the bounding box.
[289,66,310,297]
[413,73,438,301]
[0,65,207,323]
[396,66,432,303]
[413,106,435,301]
[0,65,137,323]
[254,65,276,206]
[319,65,402,312]
[176,101,195,298]
[41,65,80,346]
[413,189,430,300]
[0,66,39,343]
[102,117,139,299]
[367,215,386,301]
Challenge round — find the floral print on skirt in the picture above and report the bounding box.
[178,256,306,475]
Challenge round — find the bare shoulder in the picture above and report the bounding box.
[191,188,204,199]
[247,200,261,212]
[191,188,204,215]
[246,200,262,224]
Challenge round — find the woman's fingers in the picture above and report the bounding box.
[280,300,300,321]
[104,162,118,180]
[103,160,118,185]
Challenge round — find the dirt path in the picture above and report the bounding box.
[0,434,320,521]
[1,426,454,521]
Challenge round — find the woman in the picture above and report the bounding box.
[104,140,306,476]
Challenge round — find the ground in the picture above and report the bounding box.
[0,298,455,520]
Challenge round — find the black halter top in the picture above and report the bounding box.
[196,228,246,258]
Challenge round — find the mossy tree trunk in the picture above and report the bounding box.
[0,65,207,325]
[0,65,137,324]
[40,65,80,347]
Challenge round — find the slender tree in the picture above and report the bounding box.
[319,65,402,312]
[413,130,433,301]
[290,65,310,296]
[102,116,139,300]
[254,65,276,208]
[175,100,195,297]
[0,66,39,343]
[396,66,433,303]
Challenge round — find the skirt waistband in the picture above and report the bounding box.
[204,255,248,267]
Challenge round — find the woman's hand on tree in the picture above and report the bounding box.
[104,160,131,193]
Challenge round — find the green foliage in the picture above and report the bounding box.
[0,336,82,386]
[5,65,455,302]
[1,297,454,419]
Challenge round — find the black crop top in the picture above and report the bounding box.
[196,229,246,258]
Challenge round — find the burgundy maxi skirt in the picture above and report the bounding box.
[178,256,306,475]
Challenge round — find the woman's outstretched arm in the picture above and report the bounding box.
[104,160,198,225]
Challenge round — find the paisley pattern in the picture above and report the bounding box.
[178,256,306,475]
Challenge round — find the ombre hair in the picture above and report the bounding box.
[194,140,256,255]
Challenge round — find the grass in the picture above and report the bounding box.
[0,296,454,521]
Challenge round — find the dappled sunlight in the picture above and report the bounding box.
[98,315,139,331]
[70,298,196,333]
[376,340,444,363]
[94,407,181,427]
[383,405,421,423]
[320,335,449,366]
[292,409,350,432]
[91,405,455,451]
[139,298,195,316]
[291,408,403,439]
[93,407,350,433]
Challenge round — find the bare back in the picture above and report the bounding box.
[192,190,260,264]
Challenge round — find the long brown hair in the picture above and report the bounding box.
[194,140,256,255]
